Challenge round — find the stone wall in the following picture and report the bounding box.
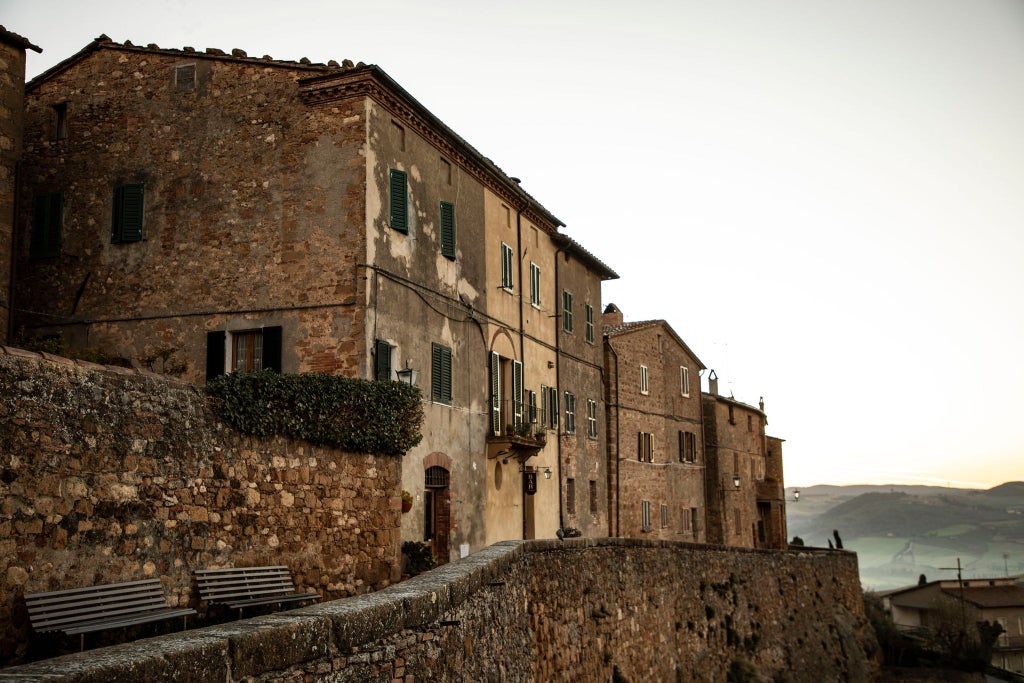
[0,347,401,665]
[0,539,880,682]
[0,36,30,344]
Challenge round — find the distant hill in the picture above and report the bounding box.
[786,482,1024,590]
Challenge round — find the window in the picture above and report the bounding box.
[586,399,598,439]
[562,290,573,333]
[640,365,649,395]
[589,480,597,514]
[389,169,408,232]
[641,500,651,531]
[490,353,523,435]
[174,64,196,92]
[747,414,753,432]
[391,121,405,151]
[30,192,62,259]
[440,157,452,184]
[728,404,736,425]
[374,340,392,381]
[661,504,669,529]
[501,242,514,290]
[54,103,68,140]
[637,432,653,462]
[541,385,558,430]
[585,304,594,344]
[680,366,690,396]
[564,392,576,434]
[529,263,541,307]
[678,431,696,463]
[527,390,538,423]
[566,478,576,515]
[431,343,452,404]
[111,183,144,243]
[439,201,455,259]
[734,513,742,535]
[204,327,282,380]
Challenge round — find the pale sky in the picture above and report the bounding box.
[6,0,1024,489]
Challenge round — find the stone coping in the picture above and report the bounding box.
[0,344,192,386]
[0,539,853,681]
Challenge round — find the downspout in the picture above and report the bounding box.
[698,368,708,543]
[6,160,23,344]
[554,244,565,533]
[607,338,620,537]
[514,199,527,540]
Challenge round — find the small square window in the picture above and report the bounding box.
[174,64,196,92]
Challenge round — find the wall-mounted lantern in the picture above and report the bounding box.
[732,474,741,490]
[396,362,417,387]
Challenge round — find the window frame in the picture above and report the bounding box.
[637,431,653,462]
[431,343,453,405]
[640,365,649,395]
[527,390,538,424]
[562,290,574,333]
[174,64,196,92]
[586,399,598,439]
[374,340,393,381]
[439,200,456,259]
[501,242,514,291]
[584,304,594,344]
[680,366,690,397]
[529,262,541,307]
[389,169,408,233]
[641,500,651,531]
[111,183,145,243]
[564,391,576,435]
[661,504,669,529]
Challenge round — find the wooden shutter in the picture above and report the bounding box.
[112,183,144,243]
[490,352,501,435]
[205,331,226,381]
[261,326,282,372]
[440,346,452,403]
[31,192,62,259]
[375,340,392,381]
[540,385,547,428]
[432,344,452,404]
[390,169,408,233]
[512,360,523,430]
[548,387,558,429]
[439,201,455,259]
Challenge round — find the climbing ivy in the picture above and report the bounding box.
[207,370,423,455]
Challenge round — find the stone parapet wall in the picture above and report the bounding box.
[0,347,401,665]
[1,539,879,682]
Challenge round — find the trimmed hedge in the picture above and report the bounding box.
[207,371,423,455]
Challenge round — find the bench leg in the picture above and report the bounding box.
[79,633,84,652]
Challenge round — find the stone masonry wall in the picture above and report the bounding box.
[0,39,28,344]
[0,539,880,682]
[0,347,401,666]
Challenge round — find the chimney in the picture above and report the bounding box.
[708,369,719,396]
[603,303,623,327]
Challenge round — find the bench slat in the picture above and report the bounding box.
[195,566,318,617]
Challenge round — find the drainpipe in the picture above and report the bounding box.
[554,245,565,533]
[6,160,23,344]
[513,194,527,540]
[607,338,620,537]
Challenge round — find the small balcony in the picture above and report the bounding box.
[755,479,784,502]
[486,422,547,462]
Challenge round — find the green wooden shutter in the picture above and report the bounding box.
[441,345,452,403]
[375,340,392,381]
[490,352,501,435]
[432,344,452,404]
[540,384,547,428]
[261,326,282,372]
[112,183,144,243]
[431,345,442,402]
[390,169,408,233]
[440,201,455,259]
[206,331,226,381]
[512,360,523,430]
[31,192,62,259]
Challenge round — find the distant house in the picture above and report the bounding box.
[602,304,707,541]
[702,373,787,549]
[886,578,1024,673]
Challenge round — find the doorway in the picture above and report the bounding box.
[424,466,450,565]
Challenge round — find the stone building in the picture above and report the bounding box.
[602,304,707,541]
[0,27,41,343]
[702,374,787,549]
[11,36,615,564]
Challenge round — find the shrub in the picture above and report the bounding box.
[402,541,436,576]
[207,370,423,455]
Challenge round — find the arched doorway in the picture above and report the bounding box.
[424,465,451,565]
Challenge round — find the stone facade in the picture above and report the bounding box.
[0,347,401,666]
[603,305,707,541]
[702,379,787,549]
[11,37,617,564]
[0,28,40,344]
[0,540,879,682]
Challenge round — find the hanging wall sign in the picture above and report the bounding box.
[523,471,538,496]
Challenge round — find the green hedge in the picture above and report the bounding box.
[207,371,423,455]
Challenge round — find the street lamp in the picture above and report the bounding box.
[396,362,417,386]
[732,474,741,489]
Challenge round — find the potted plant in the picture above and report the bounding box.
[401,490,413,513]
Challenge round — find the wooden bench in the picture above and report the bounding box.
[24,578,196,651]
[194,566,320,618]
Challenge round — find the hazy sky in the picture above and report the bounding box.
[7,0,1024,488]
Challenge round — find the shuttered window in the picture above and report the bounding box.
[490,352,502,435]
[112,183,144,243]
[205,326,281,380]
[529,263,541,306]
[564,392,576,434]
[390,169,408,233]
[587,399,598,439]
[638,432,653,462]
[440,201,455,259]
[375,340,392,381]
[431,343,452,404]
[527,390,538,423]
[501,243,514,290]
[585,304,594,344]
[562,290,573,333]
[31,192,63,259]
[512,360,523,430]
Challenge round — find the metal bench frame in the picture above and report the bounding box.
[194,565,320,618]
[24,578,195,651]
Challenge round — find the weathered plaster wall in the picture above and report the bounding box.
[0,540,880,682]
[0,347,401,666]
